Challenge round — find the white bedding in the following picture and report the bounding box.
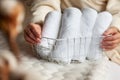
[19,54,120,80]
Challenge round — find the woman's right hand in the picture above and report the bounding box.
[24,23,42,44]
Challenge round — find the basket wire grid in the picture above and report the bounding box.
[35,36,105,61]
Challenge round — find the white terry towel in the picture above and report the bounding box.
[50,7,82,63]
[34,11,61,59]
[72,8,98,62]
[87,11,112,60]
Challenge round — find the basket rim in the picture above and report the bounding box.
[41,36,108,41]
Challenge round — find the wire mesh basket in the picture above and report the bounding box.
[34,36,106,63]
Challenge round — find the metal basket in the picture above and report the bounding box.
[34,36,105,63]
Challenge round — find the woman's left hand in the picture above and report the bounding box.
[101,27,120,51]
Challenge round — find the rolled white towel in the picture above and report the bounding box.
[72,8,98,62]
[87,11,112,60]
[50,7,82,63]
[34,11,61,59]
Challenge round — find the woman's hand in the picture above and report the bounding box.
[24,23,42,44]
[101,27,120,50]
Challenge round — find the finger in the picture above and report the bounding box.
[102,39,120,46]
[29,23,41,38]
[103,27,118,36]
[24,32,36,44]
[101,44,118,51]
[103,33,120,41]
[25,30,41,43]
[24,28,38,42]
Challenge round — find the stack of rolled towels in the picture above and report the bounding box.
[34,7,112,63]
